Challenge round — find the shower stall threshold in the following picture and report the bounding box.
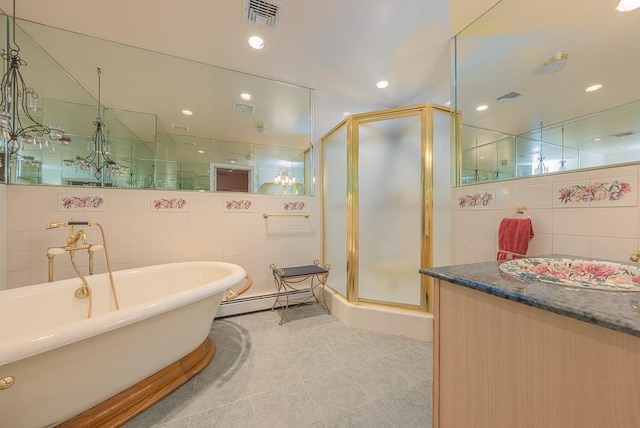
[323,288,432,341]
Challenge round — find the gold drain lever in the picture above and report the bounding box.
[225,275,253,301]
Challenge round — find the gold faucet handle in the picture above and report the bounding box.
[66,225,87,245]
[630,250,640,262]
[66,225,76,245]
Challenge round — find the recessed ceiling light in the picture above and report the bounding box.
[476,105,489,112]
[616,0,640,12]
[376,80,389,89]
[197,150,205,154]
[240,93,252,101]
[585,84,603,92]
[248,36,265,50]
[181,109,193,116]
[593,137,602,142]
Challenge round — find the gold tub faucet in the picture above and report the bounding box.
[45,221,97,282]
[66,225,87,248]
[630,250,640,262]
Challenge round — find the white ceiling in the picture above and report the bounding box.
[0,0,496,112]
[6,0,635,171]
[0,0,504,173]
[456,0,640,154]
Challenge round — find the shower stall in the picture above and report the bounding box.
[322,104,453,316]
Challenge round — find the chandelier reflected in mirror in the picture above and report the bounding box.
[0,0,67,170]
[274,167,296,185]
[64,68,128,185]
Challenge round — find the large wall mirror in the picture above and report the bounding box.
[455,0,640,185]
[0,14,313,194]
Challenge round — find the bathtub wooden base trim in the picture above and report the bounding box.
[57,337,216,428]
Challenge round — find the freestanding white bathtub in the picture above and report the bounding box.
[0,261,250,428]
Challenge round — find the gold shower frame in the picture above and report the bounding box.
[322,103,453,313]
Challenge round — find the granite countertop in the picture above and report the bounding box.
[420,256,640,338]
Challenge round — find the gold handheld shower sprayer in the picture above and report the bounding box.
[45,220,120,318]
[46,221,68,229]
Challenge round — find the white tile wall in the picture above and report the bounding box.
[452,165,640,264]
[522,176,553,209]
[4,163,640,289]
[591,207,638,238]
[495,183,522,210]
[552,208,591,235]
[0,185,321,295]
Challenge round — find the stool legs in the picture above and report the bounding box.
[270,263,331,325]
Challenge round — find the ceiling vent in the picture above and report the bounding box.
[171,123,190,132]
[496,91,522,103]
[610,131,637,138]
[243,0,284,31]
[233,102,255,114]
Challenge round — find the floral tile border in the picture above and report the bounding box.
[555,179,634,207]
[153,198,188,210]
[283,201,306,211]
[457,191,494,209]
[225,199,253,212]
[60,195,105,210]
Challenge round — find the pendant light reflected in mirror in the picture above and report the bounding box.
[474,138,480,182]
[534,122,548,174]
[559,125,567,171]
[494,142,500,179]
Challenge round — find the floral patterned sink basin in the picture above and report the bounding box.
[499,257,640,291]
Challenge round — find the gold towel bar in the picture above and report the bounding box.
[263,213,310,218]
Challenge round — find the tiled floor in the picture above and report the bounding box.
[124,304,433,427]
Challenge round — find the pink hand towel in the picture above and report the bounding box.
[497,218,534,260]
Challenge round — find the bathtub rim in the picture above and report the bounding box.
[0,261,246,366]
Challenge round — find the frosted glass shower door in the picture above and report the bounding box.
[357,115,422,306]
[323,124,348,297]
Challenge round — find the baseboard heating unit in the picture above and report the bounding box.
[217,289,314,318]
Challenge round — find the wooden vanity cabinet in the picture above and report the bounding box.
[433,279,640,428]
